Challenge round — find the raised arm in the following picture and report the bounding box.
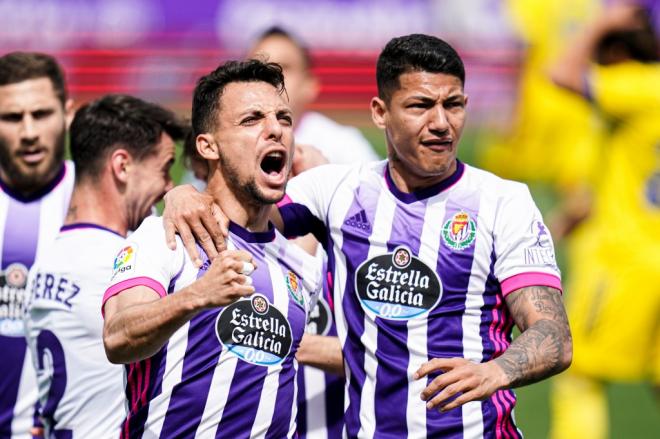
[549,3,646,94]
[415,285,572,412]
[103,250,256,363]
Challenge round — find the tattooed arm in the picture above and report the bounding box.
[415,286,572,412]
[494,286,572,387]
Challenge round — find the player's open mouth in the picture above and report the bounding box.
[259,148,288,185]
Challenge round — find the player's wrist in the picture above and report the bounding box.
[489,358,513,390]
[180,282,210,312]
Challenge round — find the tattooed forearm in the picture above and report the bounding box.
[494,286,572,389]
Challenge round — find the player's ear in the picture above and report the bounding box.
[370,96,388,130]
[303,73,320,104]
[196,133,220,161]
[64,99,75,129]
[110,149,132,184]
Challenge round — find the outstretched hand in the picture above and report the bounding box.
[414,357,507,412]
[162,185,228,267]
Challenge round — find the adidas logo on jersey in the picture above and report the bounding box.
[344,209,371,232]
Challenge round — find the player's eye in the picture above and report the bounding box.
[32,109,55,119]
[0,113,23,123]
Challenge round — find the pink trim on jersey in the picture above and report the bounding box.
[277,194,293,207]
[501,390,520,437]
[142,359,151,405]
[492,390,505,439]
[500,272,562,296]
[326,272,335,311]
[489,293,509,357]
[102,276,167,316]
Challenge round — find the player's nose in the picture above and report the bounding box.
[19,114,39,143]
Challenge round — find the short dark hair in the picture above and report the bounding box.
[69,94,187,180]
[0,52,68,105]
[254,26,314,70]
[596,10,659,64]
[376,34,465,102]
[192,59,286,136]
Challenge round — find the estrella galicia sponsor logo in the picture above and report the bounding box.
[112,245,136,280]
[216,294,293,366]
[3,263,28,288]
[0,263,30,337]
[354,246,442,320]
[442,211,476,251]
[306,296,332,335]
[285,271,304,307]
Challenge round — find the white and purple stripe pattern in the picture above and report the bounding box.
[103,218,321,438]
[280,161,560,438]
[0,163,74,438]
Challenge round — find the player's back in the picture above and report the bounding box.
[26,224,125,438]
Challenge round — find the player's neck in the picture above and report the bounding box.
[387,158,457,193]
[205,178,271,233]
[64,181,127,237]
[0,163,64,200]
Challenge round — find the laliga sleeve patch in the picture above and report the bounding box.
[354,245,442,320]
[216,294,293,366]
[112,244,137,280]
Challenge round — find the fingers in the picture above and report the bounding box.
[215,250,257,274]
[240,261,255,276]
[423,372,472,410]
[195,213,221,261]
[177,221,203,267]
[436,388,482,412]
[414,357,464,379]
[164,217,178,251]
[211,203,229,252]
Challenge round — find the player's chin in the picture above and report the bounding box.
[257,186,287,205]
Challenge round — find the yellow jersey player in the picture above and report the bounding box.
[483,0,604,193]
[549,3,660,438]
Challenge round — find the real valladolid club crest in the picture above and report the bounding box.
[286,271,304,307]
[442,211,476,251]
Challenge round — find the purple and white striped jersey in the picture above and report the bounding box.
[103,216,322,438]
[0,162,74,439]
[279,160,562,438]
[296,280,344,439]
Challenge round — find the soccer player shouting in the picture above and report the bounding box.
[165,35,573,438]
[102,60,330,438]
